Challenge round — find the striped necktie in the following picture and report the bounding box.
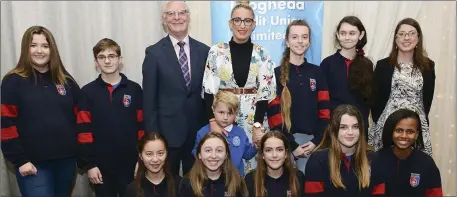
[177,41,190,89]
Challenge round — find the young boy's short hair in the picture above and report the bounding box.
[212,90,240,114]
[92,38,121,58]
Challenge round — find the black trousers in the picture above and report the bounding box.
[167,133,196,177]
[94,172,133,197]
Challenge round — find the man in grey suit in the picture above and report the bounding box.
[142,1,210,176]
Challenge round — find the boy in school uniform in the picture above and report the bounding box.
[76,38,144,197]
[192,90,258,176]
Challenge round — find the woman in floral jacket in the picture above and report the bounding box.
[202,3,276,173]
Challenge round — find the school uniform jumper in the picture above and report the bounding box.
[268,60,330,152]
[76,73,144,197]
[1,70,80,196]
[245,169,305,197]
[320,51,373,136]
[124,175,182,197]
[192,124,258,176]
[377,147,443,197]
[304,149,386,197]
[180,174,244,197]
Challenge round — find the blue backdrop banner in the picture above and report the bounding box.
[210,1,324,66]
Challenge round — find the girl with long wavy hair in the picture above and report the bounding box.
[319,16,374,141]
[180,132,248,197]
[304,105,385,197]
[369,18,435,156]
[244,131,305,197]
[1,25,80,197]
[124,132,180,197]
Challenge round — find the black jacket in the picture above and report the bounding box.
[371,57,435,123]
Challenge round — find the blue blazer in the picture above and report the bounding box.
[142,35,210,147]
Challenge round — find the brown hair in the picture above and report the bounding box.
[135,132,176,197]
[388,18,431,72]
[231,3,255,19]
[92,38,121,59]
[5,26,73,85]
[279,19,312,132]
[316,104,370,189]
[254,131,300,197]
[187,132,248,197]
[334,16,373,105]
[212,90,240,115]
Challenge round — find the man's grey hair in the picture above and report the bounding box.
[161,1,190,15]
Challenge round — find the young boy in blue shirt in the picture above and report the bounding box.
[192,90,258,176]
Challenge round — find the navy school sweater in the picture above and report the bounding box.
[244,169,305,197]
[124,175,182,197]
[1,70,80,168]
[179,174,245,197]
[377,147,443,197]
[320,51,373,133]
[304,149,386,197]
[267,60,330,151]
[76,73,143,174]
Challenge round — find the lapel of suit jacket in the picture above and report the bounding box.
[163,35,188,92]
[189,37,200,92]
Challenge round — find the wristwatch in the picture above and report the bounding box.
[253,122,262,129]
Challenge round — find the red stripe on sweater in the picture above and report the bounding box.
[1,104,18,118]
[1,126,19,141]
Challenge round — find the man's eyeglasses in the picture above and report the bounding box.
[396,31,418,38]
[231,17,254,27]
[96,55,119,62]
[164,10,189,18]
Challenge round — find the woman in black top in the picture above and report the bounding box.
[124,132,180,197]
[202,3,277,173]
[377,109,442,197]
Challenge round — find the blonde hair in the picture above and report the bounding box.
[188,132,248,197]
[212,90,240,114]
[231,3,255,19]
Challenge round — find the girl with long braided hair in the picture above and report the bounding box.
[267,19,330,174]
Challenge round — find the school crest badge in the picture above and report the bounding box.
[232,136,241,147]
[224,191,229,197]
[56,85,66,95]
[309,78,316,91]
[410,173,420,187]
[123,95,131,107]
[287,190,292,197]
